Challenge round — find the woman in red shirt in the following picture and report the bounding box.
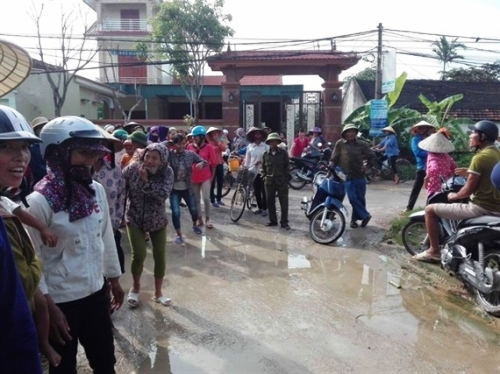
[207,127,227,207]
[187,126,217,228]
[289,128,309,157]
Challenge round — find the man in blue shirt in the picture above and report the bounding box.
[403,121,436,212]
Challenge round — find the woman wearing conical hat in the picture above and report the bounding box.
[373,126,400,184]
[418,128,457,199]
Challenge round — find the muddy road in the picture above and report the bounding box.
[71,181,500,373]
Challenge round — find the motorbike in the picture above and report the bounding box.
[289,144,331,190]
[364,149,413,184]
[402,176,500,316]
[301,166,347,245]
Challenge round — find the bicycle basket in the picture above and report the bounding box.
[235,168,255,187]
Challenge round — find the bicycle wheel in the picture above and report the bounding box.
[230,186,247,223]
[396,159,414,183]
[246,188,257,210]
[221,173,234,198]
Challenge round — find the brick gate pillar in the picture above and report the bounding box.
[322,81,343,143]
[222,82,241,129]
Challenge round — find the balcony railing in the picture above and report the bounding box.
[99,76,162,85]
[86,19,151,36]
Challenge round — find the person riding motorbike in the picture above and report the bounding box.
[414,120,500,262]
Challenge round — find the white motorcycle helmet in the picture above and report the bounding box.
[0,105,41,143]
[40,116,106,158]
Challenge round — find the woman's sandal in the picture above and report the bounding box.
[152,295,172,307]
[127,290,139,308]
[413,250,440,263]
[350,222,359,228]
[205,220,214,229]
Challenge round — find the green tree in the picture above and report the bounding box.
[431,36,467,80]
[443,61,500,82]
[140,0,233,122]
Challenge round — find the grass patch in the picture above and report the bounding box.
[384,207,425,246]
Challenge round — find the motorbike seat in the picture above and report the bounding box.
[459,215,500,228]
[292,157,319,165]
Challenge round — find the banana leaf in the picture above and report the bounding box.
[387,72,407,108]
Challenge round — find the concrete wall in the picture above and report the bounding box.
[13,73,100,121]
[101,3,147,20]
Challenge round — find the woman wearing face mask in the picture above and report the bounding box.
[123,143,174,308]
[26,117,124,374]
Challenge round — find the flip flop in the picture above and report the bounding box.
[413,251,440,263]
[152,295,172,307]
[205,220,214,229]
[127,291,139,308]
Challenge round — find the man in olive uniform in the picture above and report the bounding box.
[261,132,291,230]
[330,124,378,228]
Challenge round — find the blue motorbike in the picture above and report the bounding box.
[301,166,347,245]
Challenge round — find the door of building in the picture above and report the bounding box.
[120,9,140,30]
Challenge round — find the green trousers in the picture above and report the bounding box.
[265,182,289,224]
[126,225,167,278]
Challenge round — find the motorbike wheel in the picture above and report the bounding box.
[401,220,429,256]
[220,173,233,198]
[289,167,306,190]
[309,207,345,245]
[475,249,500,317]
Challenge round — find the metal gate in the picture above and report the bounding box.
[281,91,323,147]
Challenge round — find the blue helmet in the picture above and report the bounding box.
[192,125,207,137]
[491,161,500,191]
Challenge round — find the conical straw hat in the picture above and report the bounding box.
[0,39,31,97]
[418,132,455,153]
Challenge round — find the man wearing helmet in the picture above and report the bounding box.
[330,124,378,229]
[415,120,500,262]
[25,116,124,372]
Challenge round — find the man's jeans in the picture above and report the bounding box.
[345,178,370,222]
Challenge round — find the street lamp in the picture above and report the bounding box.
[228,93,234,102]
[330,92,339,102]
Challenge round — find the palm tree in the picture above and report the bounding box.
[432,36,467,79]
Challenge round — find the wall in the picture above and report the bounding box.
[101,3,147,20]
[0,92,17,108]
[14,73,100,121]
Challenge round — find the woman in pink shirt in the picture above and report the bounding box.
[419,128,457,199]
[188,126,217,228]
[207,127,227,207]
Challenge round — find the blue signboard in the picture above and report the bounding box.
[369,99,388,137]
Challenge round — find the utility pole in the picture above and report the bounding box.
[375,23,383,99]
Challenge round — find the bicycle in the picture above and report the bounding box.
[229,168,257,223]
[365,150,414,183]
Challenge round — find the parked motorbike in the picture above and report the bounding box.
[301,166,347,245]
[289,145,330,190]
[402,176,500,316]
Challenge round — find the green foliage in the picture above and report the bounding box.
[344,66,376,84]
[139,0,233,121]
[443,61,500,82]
[431,36,467,79]
[345,72,472,157]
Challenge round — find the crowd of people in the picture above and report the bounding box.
[4,103,500,373]
[0,112,296,373]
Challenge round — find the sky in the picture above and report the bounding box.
[1,0,500,90]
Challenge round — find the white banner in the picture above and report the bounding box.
[245,104,254,129]
[382,50,397,94]
[307,106,316,131]
[286,105,295,147]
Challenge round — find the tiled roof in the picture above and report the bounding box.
[356,79,500,121]
[208,50,359,61]
[173,75,283,86]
